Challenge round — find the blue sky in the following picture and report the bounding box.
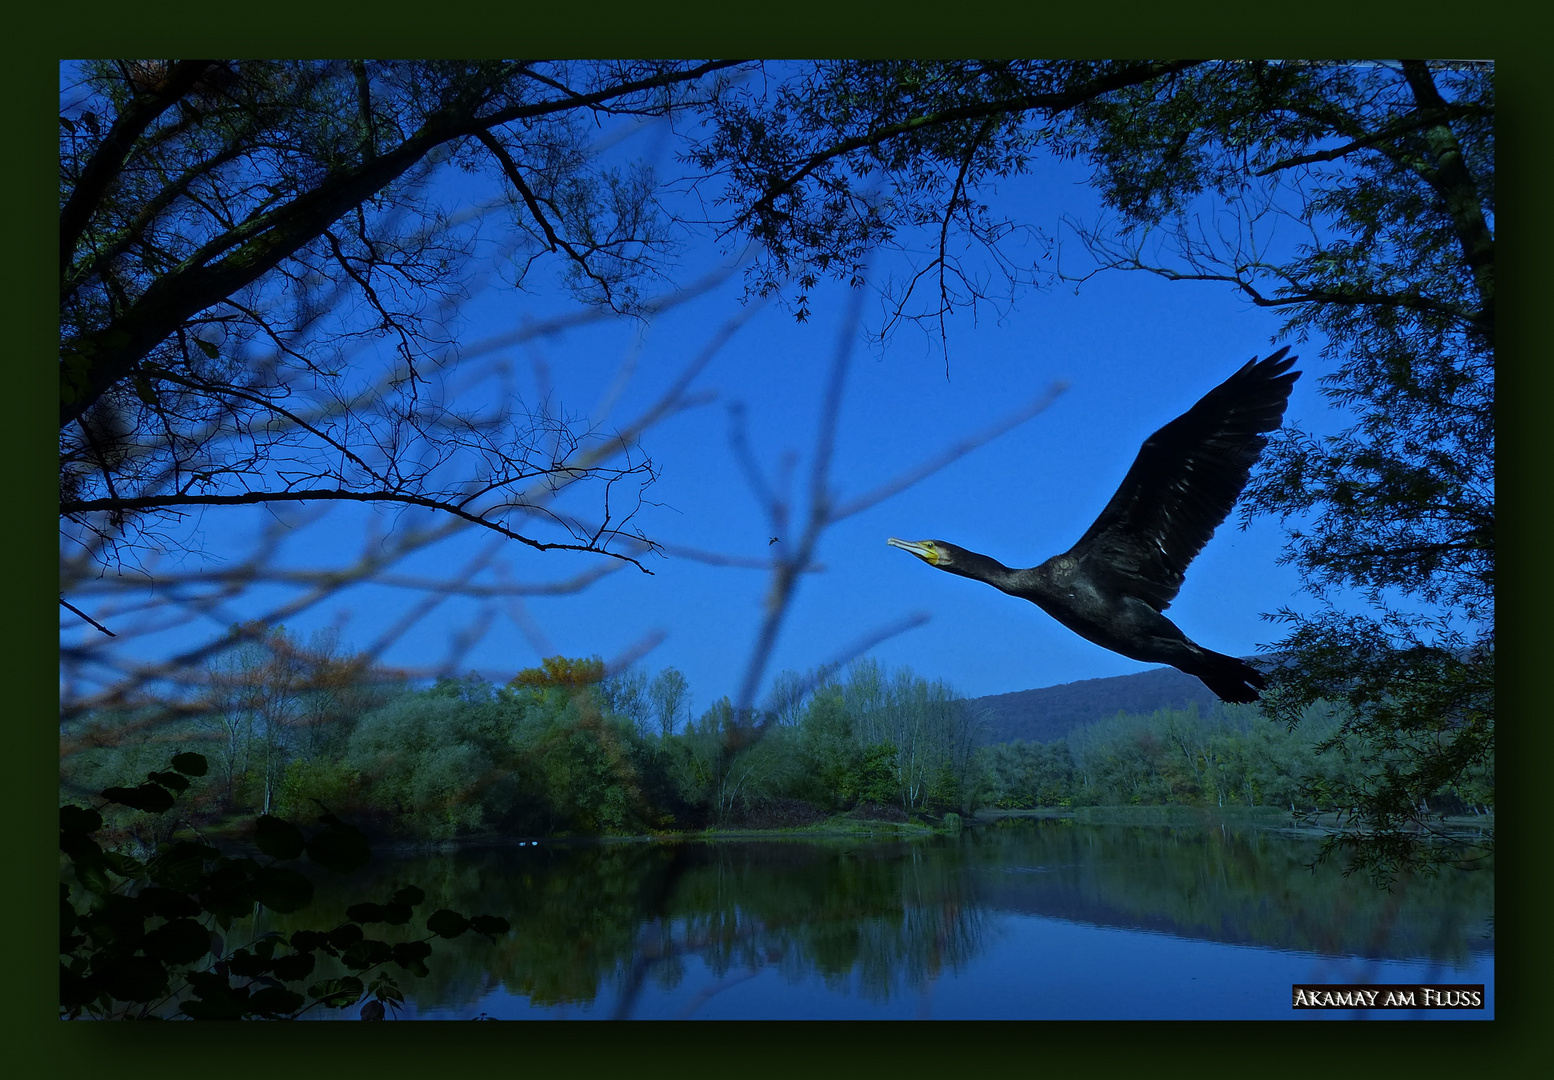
[60,72,1350,718]
[444,223,1330,711]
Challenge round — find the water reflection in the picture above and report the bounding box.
[262,820,1492,1019]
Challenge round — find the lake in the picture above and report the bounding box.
[270,818,1494,1020]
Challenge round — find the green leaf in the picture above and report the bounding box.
[425,909,470,939]
[100,851,147,879]
[307,976,364,1009]
[253,867,314,913]
[370,972,405,1004]
[306,820,371,873]
[360,999,386,1020]
[147,841,218,890]
[142,918,212,965]
[171,752,209,777]
[340,938,393,971]
[132,373,160,407]
[59,805,103,834]
[254,815,306,860]
[73,856,113,897]
[194,337,220,360]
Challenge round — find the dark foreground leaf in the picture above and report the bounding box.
[469,914,511,937]
[247,986,306,1017]
[147,770,190,793]
[254,867,314,913]
[101,955,169,1003]
[306,821,370,873]
[142,918,213,965]
[101,783,176,814]
[59,805,103,834]
[425,909,470,938]
[171,752,209,776]
[254,815,306,860]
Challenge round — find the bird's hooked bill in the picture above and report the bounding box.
[887,537,940,565]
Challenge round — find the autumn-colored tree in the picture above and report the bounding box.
[508,655,607,691]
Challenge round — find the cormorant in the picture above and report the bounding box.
[888,349,1299,704]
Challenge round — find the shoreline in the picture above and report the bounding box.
[364,805,1496,856]
[373,815,955,855]
[158,804,1495,859]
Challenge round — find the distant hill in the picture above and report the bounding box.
[965,666,1233,745]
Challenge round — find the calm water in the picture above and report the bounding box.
[272,819,1493,1020]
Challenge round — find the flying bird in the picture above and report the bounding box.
[888,349,1299,704]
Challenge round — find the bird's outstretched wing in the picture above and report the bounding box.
[1068,348,1299,611]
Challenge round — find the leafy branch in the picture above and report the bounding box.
[60,751,510,1020]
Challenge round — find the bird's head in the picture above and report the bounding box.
[887,537,960,571]
[888,537,1014,589]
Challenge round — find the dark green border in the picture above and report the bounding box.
[10,6,1544,1075]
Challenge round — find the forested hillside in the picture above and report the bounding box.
[966,666,1228,745]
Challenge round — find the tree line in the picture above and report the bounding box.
[62,629,1492,844]
[62,630,983,839]
[978,702,1493,818]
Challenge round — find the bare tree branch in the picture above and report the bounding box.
[62,487,657,570]
[61,597,117,637]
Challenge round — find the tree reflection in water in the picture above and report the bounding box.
[250,821,1491,1019]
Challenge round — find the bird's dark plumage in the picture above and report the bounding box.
[888,349,1299,704]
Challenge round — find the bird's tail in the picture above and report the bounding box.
[1188,651,1267,705]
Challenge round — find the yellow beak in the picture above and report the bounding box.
[887,537,939,565]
